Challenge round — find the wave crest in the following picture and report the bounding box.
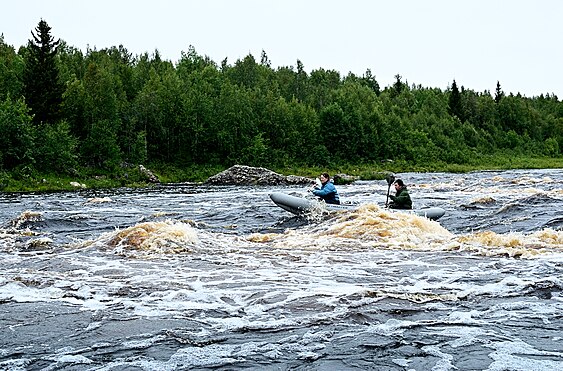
[97,220,199,255]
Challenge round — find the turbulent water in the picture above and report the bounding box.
[0,169,562,370]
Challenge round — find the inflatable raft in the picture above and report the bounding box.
[270,192,445,221]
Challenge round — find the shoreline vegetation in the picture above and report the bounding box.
[1,21,562,193]
[1,156,561,193]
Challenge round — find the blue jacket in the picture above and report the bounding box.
[312,181,340,204]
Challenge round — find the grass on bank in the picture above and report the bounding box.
[277,156,563,182]
[0,155,562,193]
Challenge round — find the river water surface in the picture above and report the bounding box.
[0,169,562,370]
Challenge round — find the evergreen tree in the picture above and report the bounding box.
[391,74,404,97]
[362,68,380,95]
[295,59,308,102]
[448,79,463,121]
[260,50,271,68]
[494,80,504,104]
[22,19,64,126]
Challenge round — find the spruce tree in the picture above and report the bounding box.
[494,80,504,104]
[362,69,380,95]
[448,79,463,121]
[22,19,64,125]
[391,74,404,97]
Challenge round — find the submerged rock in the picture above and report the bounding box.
[204,165,313,186]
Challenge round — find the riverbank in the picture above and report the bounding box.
[1,156,562,193]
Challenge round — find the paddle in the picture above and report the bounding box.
[385,173,395,207]
[308,177,322,193]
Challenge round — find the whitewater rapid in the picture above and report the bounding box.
[0,169,562,370]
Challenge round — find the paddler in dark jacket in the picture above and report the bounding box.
[311,172,340,205]
[388,179,412,209]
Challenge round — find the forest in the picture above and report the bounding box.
[0,20,562,190]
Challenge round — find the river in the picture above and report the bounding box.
[0,169,562,370]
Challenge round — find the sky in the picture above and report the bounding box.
[2,0,562,98]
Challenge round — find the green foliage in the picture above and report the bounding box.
[0,96,35,170]
[0,24,561,191]
[0,170,9,190]
[448,80,463,121]
[57,42,86,84]
[240,133,269,166]
[308,144,332,167]
[403,129,439,164]
[83,61,120,123]
[319,103,346,158]
[495,81,504,104]
[543,137,559,156]
[0,35,24,100]
[22,20,64,126]
[391,74,406,98]
[82,119,122,170]
[129,130,148,164]
[361,69,380,95]
[61,76,88,139]
[500,130,523,150]
[307,68,341,110]
[34,120,78,173]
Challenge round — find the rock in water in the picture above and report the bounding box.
[204,165,312,186]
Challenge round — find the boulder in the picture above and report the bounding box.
[204,165,313,186]
[70,181,86,188]
[139,165,160,183]
[333,173,360,185]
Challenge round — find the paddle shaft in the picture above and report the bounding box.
[385,174,395,207]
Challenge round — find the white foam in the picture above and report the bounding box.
[486,340,563,371]
[44,354,94,367]
[0,281,63,303]
[422,345,455,371]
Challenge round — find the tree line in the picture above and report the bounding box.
[0,20,561,180]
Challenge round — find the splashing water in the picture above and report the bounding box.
[0,169,562,370]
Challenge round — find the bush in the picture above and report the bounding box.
[543,137,559,157]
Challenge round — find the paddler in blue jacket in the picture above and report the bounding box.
[311,172,340,205]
